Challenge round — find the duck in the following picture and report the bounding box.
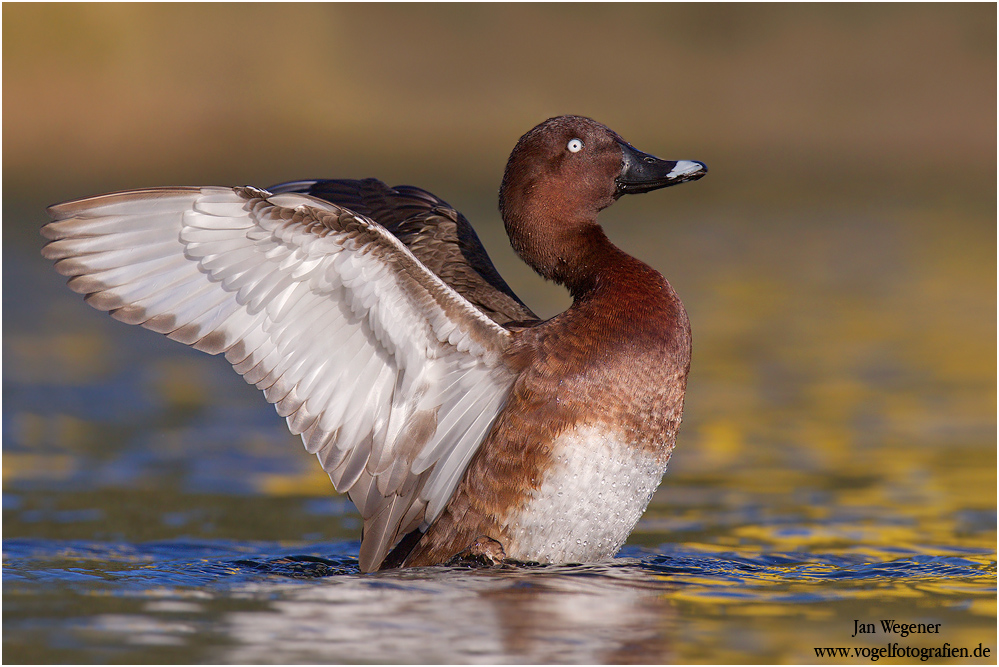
[41,115,706,572]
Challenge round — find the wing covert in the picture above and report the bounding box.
[268,178,539,325]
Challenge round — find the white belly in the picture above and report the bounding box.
[500,424,671,564]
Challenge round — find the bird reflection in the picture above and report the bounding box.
[219,561,677,663]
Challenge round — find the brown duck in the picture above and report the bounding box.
[41,115,706,572]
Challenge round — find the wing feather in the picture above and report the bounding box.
[43,185,517,571]
[267,178,538,325]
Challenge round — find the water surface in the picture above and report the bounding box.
[4,196,995,663]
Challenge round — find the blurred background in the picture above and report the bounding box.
[3,4,996,664]
[5,5,993,205]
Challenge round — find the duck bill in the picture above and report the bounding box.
[615,141,707,196]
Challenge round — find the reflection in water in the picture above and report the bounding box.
[4,541,994,664]
[221,563,674,664]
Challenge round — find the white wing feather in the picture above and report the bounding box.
[42,186,517,571]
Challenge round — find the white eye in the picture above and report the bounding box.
[567,138,583,153]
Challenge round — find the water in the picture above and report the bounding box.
[3,196,995,663]
[3,540,994,663]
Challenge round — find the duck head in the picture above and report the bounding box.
[499,115,706,288]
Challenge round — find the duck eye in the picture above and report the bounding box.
[567,138,583,153]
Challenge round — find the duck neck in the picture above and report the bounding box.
[505,208,623,300]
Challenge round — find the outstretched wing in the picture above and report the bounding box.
[268,178,539,325]
[42,186,517,571]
